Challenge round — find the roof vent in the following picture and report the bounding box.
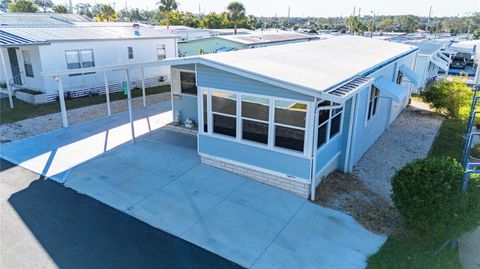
[133,23,140,36]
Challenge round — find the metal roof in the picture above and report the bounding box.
[219,31,317,45]
[0,13,90,27]
[0,30,47,47]
[406,40,450,56]
[198,35,417,95]
[0,24,177,45]
[327,77,373,98]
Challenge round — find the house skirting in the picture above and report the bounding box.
[200,154,311,198]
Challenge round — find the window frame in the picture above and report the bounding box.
[210,91,238,138]
[127,46,134,59]
[157,44,166,60]
[199,87,311,157]
[22,50,34,78]
[240,95,271,145]
[366,85,380,123]
[64,49,95,76]
[179,71,198,96]
[316,102,344,150]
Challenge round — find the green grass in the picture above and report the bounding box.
[368,110,468,269]
[368,239,463,269]
[1,85,170,124]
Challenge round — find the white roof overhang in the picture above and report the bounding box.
[399,64,420,87]
[431,55,450,72]
[373,76,408,103]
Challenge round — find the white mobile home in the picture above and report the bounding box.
[0,21,177,102]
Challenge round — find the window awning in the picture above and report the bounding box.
[438,53,452,64]
[399,65,420,87]
[431,55,450,72]
[373,76,409,103]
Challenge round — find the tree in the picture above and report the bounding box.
[421,80,472,119]
[395,15,419,33]
[53,4,67,13]
[95,4,117,22]
[473,28,480,39]
[227,2,246,34]
[156,0,178,29]
[75,3,92,18]
[34,0,51,12]
[9,0,38,12]
[345,16,365,35]
[379,18,394,32]
[201,12,225,29]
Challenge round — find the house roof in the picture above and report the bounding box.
[0,13,90,27]
[218,31,317,45]
[0,24,177,46]
[197,35,417,95]
[406,40,450,56]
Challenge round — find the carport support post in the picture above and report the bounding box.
[0,48,13,109]
[103,71,111,116]
[55,76,69,128]
[125,69,135,143]
[141,67,146,107]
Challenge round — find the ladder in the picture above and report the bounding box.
[461,85,480,191]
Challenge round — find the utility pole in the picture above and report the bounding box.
[426,6,432,33]
[352,6,356,16]
[198,4,201,15]
[287,6,290,29]
[68,0,72,13]
[358,8,361,17]
[467,17,472,40]
[370,11,376,38]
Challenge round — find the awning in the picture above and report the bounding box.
[399,65,420,87]
[373,76,409,103]
[438,53,452,64]
[431,55,450,72]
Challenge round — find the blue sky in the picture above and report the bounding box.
[55,0,478,17]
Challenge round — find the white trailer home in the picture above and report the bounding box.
[0,21,178,103]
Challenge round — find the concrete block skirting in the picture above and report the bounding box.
[200,155,311,198]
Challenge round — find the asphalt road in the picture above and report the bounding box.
[0,159,243,269]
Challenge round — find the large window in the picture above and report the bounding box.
[22,51,33,77]
[65,49,95,76]
[180,72,197,95]
[367,85,380,121]
[317,101,343,148]
[212,91,237,137]
[157,45,166,60]
[274,101,307,152]
[241,96,270,144]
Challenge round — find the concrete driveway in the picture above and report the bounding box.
[1,102,386,268]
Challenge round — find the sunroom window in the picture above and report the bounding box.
[317,101,343,148]
[241,95,269,144]
[367,85,380,121]
[180,72,197,95]
[274,101,307,152]
[212,92,237,137]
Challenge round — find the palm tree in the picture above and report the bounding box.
[345,16,365,35]
[96,4,117,22]
[157,0,178,29]
[227,2,246,35]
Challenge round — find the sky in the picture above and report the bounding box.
[54,0,479,17]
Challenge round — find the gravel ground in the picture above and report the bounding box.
[352,103,444,201]
[0,92,171,143]
[461,227,480,269]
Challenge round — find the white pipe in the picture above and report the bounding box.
[103,71,111,116]
[310,100,320,201]
[125,69,135,143]
[141,67,146,107]
[55,76,68,128]
[344,94,357,172]
[0,48,13,109]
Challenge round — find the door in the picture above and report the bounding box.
[7,48,22,85]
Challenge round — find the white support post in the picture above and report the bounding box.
[103,71,111,116]
[0,48,13,109]
[55,76,69,128]
[141,67,146,107]
[125,69,135,143]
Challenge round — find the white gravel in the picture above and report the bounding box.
[0,92,171,143]
[352,102,444,201]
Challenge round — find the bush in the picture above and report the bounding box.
[420,80,472,119]
[391,157,480,245]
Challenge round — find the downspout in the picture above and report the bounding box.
[343,94,357,172]
[310,98,319,200]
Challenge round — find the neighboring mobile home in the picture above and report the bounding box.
[406,40,451,91]
[169,36,419,198]
[178,31,318,57]
[0,20,177,102]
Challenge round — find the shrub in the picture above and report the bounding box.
[391,157,480,244]
[420,80,472,119]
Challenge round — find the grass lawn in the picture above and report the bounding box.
[367,115,467,268]
[1,85,170,124]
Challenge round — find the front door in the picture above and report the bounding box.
[7,48,22,85]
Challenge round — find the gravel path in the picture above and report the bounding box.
[0,92,171,143]
[352,102,444,201]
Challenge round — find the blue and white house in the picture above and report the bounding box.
[168,36,419,198]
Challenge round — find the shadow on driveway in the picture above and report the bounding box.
[1,159,243,269]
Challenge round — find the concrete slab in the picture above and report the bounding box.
[128,181,223,236]
[289,202,387,256]
[182,200,286,268]
[252,225,367,269]
[227,179,306,222]
[176,164,245,197]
